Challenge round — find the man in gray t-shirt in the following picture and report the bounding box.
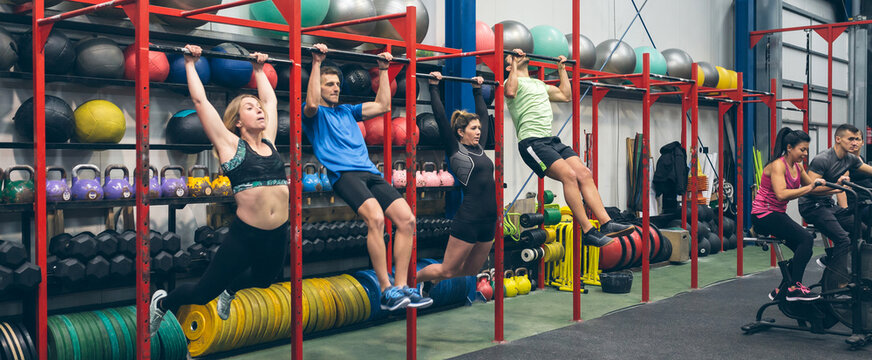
[799,124,872,279]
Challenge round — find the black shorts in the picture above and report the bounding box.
[518,136,579,178]
[449,218,497,244]
[333,171,403,212]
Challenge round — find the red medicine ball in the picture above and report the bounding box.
[246,63,278,89]
[123,44,170,82]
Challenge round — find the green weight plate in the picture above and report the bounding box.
[12,322,36,360]
[160,310,185,360]
[75,313,101,360]
[166,311,188,360]
[58,316,81,360]
[0,323,17,360]
[0,322,22,360]
[94,311,120,360]
[66,314,93,360]
[122,306,160,358]
[80,312,107,360]
[543,190,555,204]
[46,317,65,360]
[50,316,74,360]
[101,310,129,360]
[116,308,140,357]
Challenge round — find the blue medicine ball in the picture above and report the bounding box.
[209,42,253,88]
[166,53,210,84]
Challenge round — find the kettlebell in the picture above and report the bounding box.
[302,163,321,192]
[392,160,407,188]
[146,165,161,198]
[46,166,71,202]
[160,165,188,198]
[187,165,213,197]
[476,272,494,301]
[3,165,35,203]
[422,162,441,187]
[415,162,426,187]
[515,267,532,295]
[102,164,133,200]
[71,164,103,201]
[211,167,232,196]
[319,166,332,192]
[503,270,518,297]
[438,163,455,187]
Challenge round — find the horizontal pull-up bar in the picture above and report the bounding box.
[776,106,806,112]
[416,73,499,86]
[418,50,495,62]
[577,80,645,92]
[809,98,831,104]
[503,50,576,65]
[302,12,406,33]
[304,47,410,64]
[38,0,133,25]
[180,0,264,17]
[149,44,294,65]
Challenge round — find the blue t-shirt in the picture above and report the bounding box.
[302,103,380,184]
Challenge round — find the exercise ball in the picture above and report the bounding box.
[363,117,384,145]
[166,110,210,151]
[209,43,253,88]
[715,66,731,89]
[0,25,17,71]
[75,37,124,79]
[416,112,439,145]
[661,48,693,80]
[391,116,418,146]
[277,64,310,90]
[166,52,210,84]
[696,61,718,88]
[13,95,75,142]
[496,20,534,54]
[481,84,495,106]
[316,0,377,49]
[17,29,75,74]
[530,25,569,60]
[73,100,126,143]
[396,76,419,99]
[371,0,428,43]
[123,44,170,82]
[727,69,738,89]
[369,66,397,97]
[633,46,667,75]
[246,63,278,89]
[476,20,494,53]
[341,63,372,96]
[275,110,291,145]
[250,0,329,28]
[594,39,636,74]
[566,33,596,70]
[152,0,222,29]
[9,0,62,7]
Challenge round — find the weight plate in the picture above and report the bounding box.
[317,278,344,329]
[46,317,65,360]
[5,322,26,360]
[239,291,261,347]
[311,279,333,331]
[176,304,214,357]
[256,289,274,343]
[227,296,244,350]
[67,314,93,360]
[102,310,129,360]
[333,276,361,324]
[236,292,254,348]
[76,313,101,360]
[267,285,289,338]
[52,316,75,360]
[215,298,236,352]
[114,308,139,359]
[278,283,295,337]
[12,323,36,360]
[93,312,120,360]
[262,288,283,340]
[301,281,319,334]
[7,322,31,360]
[270,284,291,338]
[298,282,310,334]
[0,323,17,360]
[245,290,266,345]
[342,274,371,322]
[0,322,23,360]
[84,312,110,360]
[160,310,186,360]
[58,316,81,360]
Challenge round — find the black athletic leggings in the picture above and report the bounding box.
[161,218,288,314]
[751,212,813,284]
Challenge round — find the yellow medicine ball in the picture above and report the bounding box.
[73,99,126,143]
[695,64,705,87]
[715,66,731,89]
[727,70,738,89]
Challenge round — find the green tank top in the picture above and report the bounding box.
[505,77,554,141]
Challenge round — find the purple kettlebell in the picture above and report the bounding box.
[46,166,71,202]
[160,165,188,198]
[131,165,161,198]
[103,164,132,200]
[71,164,103,201]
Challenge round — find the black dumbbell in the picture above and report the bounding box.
[0,240,27,268]
[49,233,72,257]
[302,240,313,256]
[67,232,97,260]
[161,232,181,254]
[171,250,190,272]
[301,223,313,240]
[324,237,338,253]
[95,230,120,258]
[195,226,215,246]
[152,251,174,273]
[49,258,86,284]
[149,230,164,256]
[14,262,41,289]
[109,255,133,279]
[311,239,325,255]
[334,236,348,252]
[85,255,110,282]
[118,230,136,257]
[187,243,207,259]
[356,221,368,236]
[0,266,12,291]
[213,227,230,245]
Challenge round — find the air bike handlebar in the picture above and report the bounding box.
[842,181,872,200]
[416,73,499,86]
[149,44,294,66]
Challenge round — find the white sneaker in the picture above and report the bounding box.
[217,290,235,320]
[149,290,167,336]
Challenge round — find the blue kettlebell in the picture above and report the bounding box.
[319,166,331,192]
[103,164,133,200]
[302,163,321,192]
[71,164,103,201]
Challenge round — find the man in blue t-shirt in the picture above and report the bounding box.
[303,43,431,310]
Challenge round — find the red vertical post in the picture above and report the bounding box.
[769,78,777,267]
[827,36,833,146]
[403,6,418,360]
[571,0,583,319]
[640,53,651,303]
[493,23,505,344]
[690,64,699,289]
[736,73,745,277]
[537,70,546,291]
[31,1,48,358]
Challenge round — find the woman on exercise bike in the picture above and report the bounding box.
[751,128,825,301]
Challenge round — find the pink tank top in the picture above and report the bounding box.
[751,157,802,217]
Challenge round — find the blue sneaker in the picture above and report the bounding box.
[380,286,411,311]
[403,286,433,309]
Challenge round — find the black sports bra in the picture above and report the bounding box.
[220,138,287,193]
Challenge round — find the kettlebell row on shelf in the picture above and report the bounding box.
[502,268,533,298]
[391,161,454,188]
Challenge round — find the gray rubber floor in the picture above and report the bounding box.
[451,267,871,360]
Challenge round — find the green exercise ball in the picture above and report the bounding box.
[529,25,569,72]
[249,0,330,28]
[632,46,667,75]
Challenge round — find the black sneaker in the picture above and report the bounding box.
[600,221,635,237]
[582,228,615,247]
[785,282,820,301]
[768,288,779,301]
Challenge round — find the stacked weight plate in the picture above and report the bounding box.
[45,306,185,360]
[0,321,36,360]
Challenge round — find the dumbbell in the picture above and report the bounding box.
[48,257,86,284]
[149,230,163,256]
[213,226,230,246]
[194,226,216,246]
[0,240,27,268]
[52,232,97,260]
[109,255,133,279]
[354,221,367,236]
[171,250,191,272]
[302,239,314,256]
[118,230,136,257]
[325,237,339,253]
[1,262,39,291]
[95,230,120,258]
[354,234,367,250]
[85,255,110,282]
[312,223,327,239]
[160,232,181,253]
[310,238,325,255]
[152,251,174,273]
[0,265,11,291]
[187,243,208,259]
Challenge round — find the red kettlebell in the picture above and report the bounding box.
[477,272,493,301]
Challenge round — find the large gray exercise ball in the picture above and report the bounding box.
[594,39,636,75]
[371,0,428,43]
[697,61,719,88]
[75,37,125,79]
[9,0,62,7]
[315,0,378,49]
[566,33,596,70]
[496,20,534,54]
[661,48,694,80]
[152,0,222,29]
[0,25,17,71]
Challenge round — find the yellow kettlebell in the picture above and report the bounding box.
[515,267,531,295]
[187,165,213,197]
[211,167,232,196]
[504,270,518,297]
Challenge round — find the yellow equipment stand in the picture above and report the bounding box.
[545,206,601,290]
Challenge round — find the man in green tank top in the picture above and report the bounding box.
[505,49,633,247]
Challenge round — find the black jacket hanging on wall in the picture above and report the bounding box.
[653,141,688,211]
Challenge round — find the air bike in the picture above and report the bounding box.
[741,181,872,349]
